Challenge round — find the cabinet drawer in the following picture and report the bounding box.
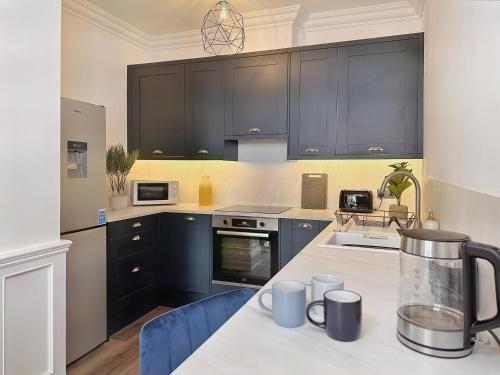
[291,219,320,232]
[108,214,158,238]
[108,229,157,259]
[346,143,406,156]
[110,250,156,301]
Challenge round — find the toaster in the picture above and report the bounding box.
[339,190,373,213]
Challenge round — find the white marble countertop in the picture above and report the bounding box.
[106,204,336,222]
[172,224,500,375]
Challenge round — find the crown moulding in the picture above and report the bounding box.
[62,0,424,52]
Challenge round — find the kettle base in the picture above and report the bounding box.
[397,333,473,358]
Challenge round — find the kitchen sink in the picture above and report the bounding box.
[318,231,401,250]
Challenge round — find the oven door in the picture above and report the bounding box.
[213,229,279,287]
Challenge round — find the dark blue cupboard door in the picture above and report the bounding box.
[289,48,339,159]
[223,53,289,138]
[336,39,422,158]
[185,61,223,159]
[159,213,211,295]
[128,64,185,159]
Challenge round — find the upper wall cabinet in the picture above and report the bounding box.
[288,48,340,159]
[185,61,227,160]
[128,64,185,159]
[223,53,289,139]
[336,38,423,158]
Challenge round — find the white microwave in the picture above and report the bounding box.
[131,180,178,206]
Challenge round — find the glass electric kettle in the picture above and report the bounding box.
[397,229,500,358]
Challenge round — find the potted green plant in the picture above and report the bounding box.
[387,161,413,218]
[106,144,138,211]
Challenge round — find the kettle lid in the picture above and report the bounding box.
[398,229,470,243]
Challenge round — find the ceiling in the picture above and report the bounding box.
[85,0,401,35]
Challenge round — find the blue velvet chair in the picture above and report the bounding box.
[139,288,255,375]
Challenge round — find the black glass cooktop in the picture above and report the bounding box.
[217,205,292,214]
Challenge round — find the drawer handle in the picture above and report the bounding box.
[248,128,261,133]
[131,266,141,273]
[197,149,209,154]
[152,149,163,155]
[132,235,141,241]
[305,147,319,153]
[132,222,142,228]
[298,223,312,230]
[368,146,384,152]
[184,216,196,222]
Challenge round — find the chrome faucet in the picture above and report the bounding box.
[378,171,422,228]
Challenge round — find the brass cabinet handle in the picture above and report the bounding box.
[248,128,261,133]
[131,266,141,273]
[305,147,319,153]
[152,149,163,155]
[184,216,196,222]
[368,146,384,152]
[298,223,312,230]
[132,222,142,228]
[132,235,141,241]
[197,149,209,154]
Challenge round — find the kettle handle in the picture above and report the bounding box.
[463,241,500,339]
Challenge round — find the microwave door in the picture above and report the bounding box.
[138,183,168,201]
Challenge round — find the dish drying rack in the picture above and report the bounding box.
[335,209,415,231]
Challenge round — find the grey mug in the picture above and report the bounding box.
[258,280,306,328]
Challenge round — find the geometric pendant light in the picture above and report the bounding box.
[201,0,245,55]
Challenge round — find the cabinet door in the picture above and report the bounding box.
[280,219,326,268]
[128,64,185,159]
[337,39,422,157]
[185,61,224,159]
[289,48,339,159]
[290,220,321,259]
[159,213,211,294]
[223,53,288,138]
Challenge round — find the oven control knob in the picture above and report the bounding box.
[259,221,265,227]
[223,219,228,225]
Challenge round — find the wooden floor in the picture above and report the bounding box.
[67,306,171,375]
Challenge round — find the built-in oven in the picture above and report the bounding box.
[212,215,279,289]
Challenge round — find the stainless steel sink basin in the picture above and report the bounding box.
[318,231,400,250]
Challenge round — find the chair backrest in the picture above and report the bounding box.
[139,288,255,375]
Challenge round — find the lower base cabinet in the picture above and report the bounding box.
[106,214,328,334]
[279,219,331,268]
[158,213,212,306]
[107,215,160,336]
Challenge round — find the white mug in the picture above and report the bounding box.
[305,274,344,316]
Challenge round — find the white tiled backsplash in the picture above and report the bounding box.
[128,159,423,212]
[424,177,500,333]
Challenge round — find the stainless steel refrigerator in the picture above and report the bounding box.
[61,97,107,364]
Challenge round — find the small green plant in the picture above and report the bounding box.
[106,144,138,196]
[387,162,413,205]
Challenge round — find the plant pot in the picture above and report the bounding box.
[389,204,408,219]
[110,195,128,211]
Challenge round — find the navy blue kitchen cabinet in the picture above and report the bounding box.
[185,61,237,160]
[128,33,423,160]
[158,213,211,303]
[223,53,289,139]
[279,219,331,268]
[128,64,185,160]
[288,47,340,159]
[336,37,423,158]
[107,215,160,336]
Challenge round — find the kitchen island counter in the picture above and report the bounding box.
[172,224,500,375]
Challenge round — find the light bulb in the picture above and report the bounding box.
[218,0,228,22]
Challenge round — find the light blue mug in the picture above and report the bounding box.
[258,280,306,328]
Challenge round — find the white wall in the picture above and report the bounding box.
[61,9,150,146]
[0,0,61,252]
[423,0,500,198]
